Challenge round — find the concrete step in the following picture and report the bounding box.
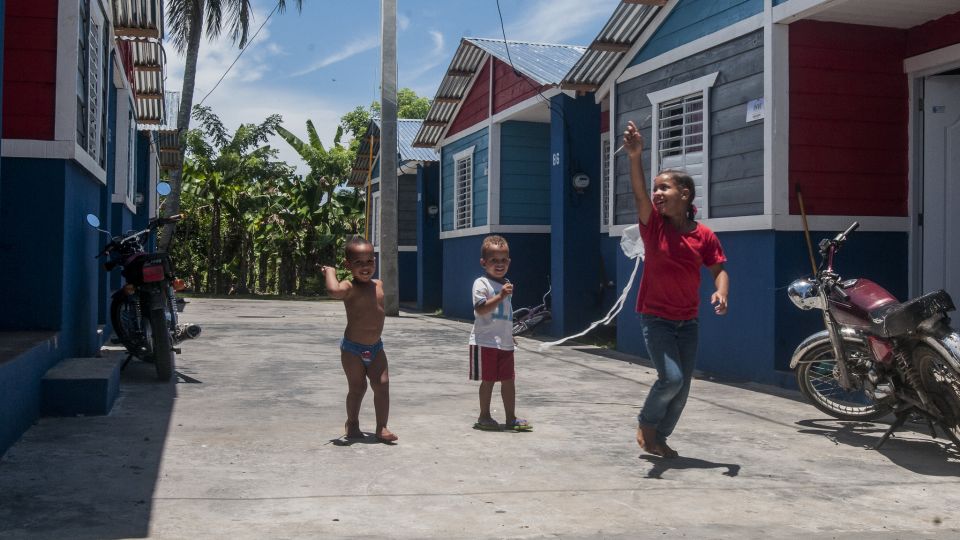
[40,355,124,416]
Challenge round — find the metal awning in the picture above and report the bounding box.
[561,1,661,94]
[140,92,181,170]
[112,0,164,39]
[412,38,586,148]
[112,1,166,125]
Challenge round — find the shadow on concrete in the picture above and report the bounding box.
[0,353,176,539]
[795,418,960,476]
[328,433,397,446]
[639,454,742,479]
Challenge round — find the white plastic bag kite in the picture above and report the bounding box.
[539,225,644,351]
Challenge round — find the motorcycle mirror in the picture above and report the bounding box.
[157,182,172,196]
[85,214,101,228]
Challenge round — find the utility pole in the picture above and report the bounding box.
[380,0,399,316]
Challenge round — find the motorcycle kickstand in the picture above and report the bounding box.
[874,409,912,450]
[121,353,133,371]
[936,420,960,450]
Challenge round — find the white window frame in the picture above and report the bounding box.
[647,72,718,220]
[78,0,109,168]
[453,146,475,230]
[600,132,612,232]
[371,191,381,249]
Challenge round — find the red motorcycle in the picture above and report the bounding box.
[788,222,960,449]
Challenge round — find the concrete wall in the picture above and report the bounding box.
[441,233,550,321]
[614,229,908,386]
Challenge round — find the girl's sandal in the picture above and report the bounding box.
[509,418,533,432]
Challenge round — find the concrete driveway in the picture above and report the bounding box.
[1,298,959,539]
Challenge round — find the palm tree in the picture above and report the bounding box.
[159,0,303,252]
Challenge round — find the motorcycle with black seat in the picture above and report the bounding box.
[787,221,960,450]
[85,182,200,381]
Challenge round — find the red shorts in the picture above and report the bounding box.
[469,345,515,382]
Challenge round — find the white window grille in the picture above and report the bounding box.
[78,0,108,168]
[647,72,718,219]
[126,109,137,206]
[454,149,473,230]
[601,134,611,229]
[88,16,102,163]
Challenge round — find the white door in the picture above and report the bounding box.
[922,75,960,300]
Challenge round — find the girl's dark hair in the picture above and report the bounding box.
[659,169,697,221]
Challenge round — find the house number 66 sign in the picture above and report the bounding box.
[552,152,560,166]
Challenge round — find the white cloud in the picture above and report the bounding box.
[504,0,618,44]
[292,35,380,77]
[398,12,411,31]
[401,30,447,85]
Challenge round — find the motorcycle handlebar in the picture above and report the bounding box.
[834,221,859,243]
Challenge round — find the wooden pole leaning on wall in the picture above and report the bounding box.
[796,184,819,276]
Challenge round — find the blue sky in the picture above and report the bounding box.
[164,0,620,173]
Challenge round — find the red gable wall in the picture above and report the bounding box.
[788,20,909,216]
[447,59,491,138]
[492,58,545,114]
[907,11,960,58]
[3,0,58,140]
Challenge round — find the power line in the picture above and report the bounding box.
[198,4,280,106]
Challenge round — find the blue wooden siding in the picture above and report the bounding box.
[499,121,551,225]
[441,128,489,231]
[630,0,762,65]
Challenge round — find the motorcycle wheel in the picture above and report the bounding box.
[110,295,144,358]
[795,340,892,421]
[914,345,960,440]
[149,305,175,382]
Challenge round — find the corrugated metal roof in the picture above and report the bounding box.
[562,2,661,93]
[412,38,586,148]
[140,92,180,170]
[466,38,586,86]
[350,119,439,186]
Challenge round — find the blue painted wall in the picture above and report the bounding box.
[417,163,443,312]
[441,233,551,321]
[0,157,105,454]
[441,128,489,231]
[549,94,606,337]
[0,159,68,330]
[500,121,551,225]
[400,251,417,303]
[615,229,908,386]
[773,0,788,5]
[630,0,763,65]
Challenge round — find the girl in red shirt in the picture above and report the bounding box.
[623,120,730,458]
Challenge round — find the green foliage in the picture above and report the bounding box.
[171,105,365,297]
[340,87,432,153]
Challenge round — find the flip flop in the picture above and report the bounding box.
[473,421,502,432]
[509,418,533,432]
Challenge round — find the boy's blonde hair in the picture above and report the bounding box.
[480,235,509,259]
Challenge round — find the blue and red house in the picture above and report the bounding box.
[561,0,960,385]
[414,38,619,333]
[0,0,168,454]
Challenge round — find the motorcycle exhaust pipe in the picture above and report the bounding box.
[177,324,202,340]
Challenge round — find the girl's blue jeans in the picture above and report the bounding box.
[637,314,699,443]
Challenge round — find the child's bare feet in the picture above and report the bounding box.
[345,421,364,439]
[375,426,398,443]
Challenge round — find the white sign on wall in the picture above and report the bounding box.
[746,98,765,122]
